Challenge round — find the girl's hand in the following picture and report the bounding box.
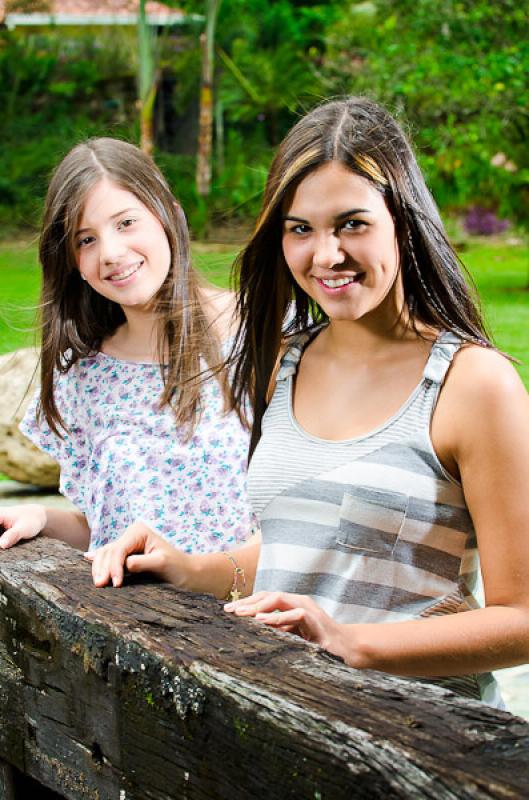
[85,521,191,588]
[0,504,47,549]
[224,591,345,655]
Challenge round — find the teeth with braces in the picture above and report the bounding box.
[108,262,142,281]
[321,276,355,288]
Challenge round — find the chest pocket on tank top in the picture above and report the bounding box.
[336,487,409,557]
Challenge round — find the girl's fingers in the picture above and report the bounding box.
[98,547,129,588]
[125,552,160,573]
[226,596,322,644]
[255,608,305,626]
[109,557,125,588]
[0,530,18,550]
[255,607,317,641]
[224,591,269,610]
[89,531,146,587]
[92,557,111,587]
[126,550,169,577]
[0,528,19,550]
[0,522,30,550]
[224,591,303,616]
[91,547,116,587]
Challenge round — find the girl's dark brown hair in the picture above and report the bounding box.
[228,96,492,458]
[39,137,225,437]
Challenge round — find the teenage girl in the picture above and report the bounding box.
[86,100,529,706]
[0,138,254,557]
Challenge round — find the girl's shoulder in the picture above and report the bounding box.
[448,344,525,404]
[199,286,237,342]
[435,343,528,452]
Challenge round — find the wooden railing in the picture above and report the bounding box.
[0,537,528,799]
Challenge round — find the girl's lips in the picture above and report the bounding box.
[315,274,364,293]
[106,261,144,284]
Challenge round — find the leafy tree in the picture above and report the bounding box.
[321,1,529,224]
[158,0,339,230]
[216,0,337,145]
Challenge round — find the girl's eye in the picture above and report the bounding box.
[341,219,367,232]
[118,218,136,230]
[289,223,311,235]
[77,236,94,249]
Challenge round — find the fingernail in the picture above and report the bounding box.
[112,576,119,587]
[223,603,234,611]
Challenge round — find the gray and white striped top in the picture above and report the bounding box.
[249,329,502,707]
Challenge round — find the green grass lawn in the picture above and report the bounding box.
[462,240,529,384]
[1,236,528,386]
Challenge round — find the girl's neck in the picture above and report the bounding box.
[101,308,161,363]
[317,315,419,362]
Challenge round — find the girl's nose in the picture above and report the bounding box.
[100,232,127,264]
[312,233,345,270]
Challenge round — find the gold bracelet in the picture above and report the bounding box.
[223,552,246,602]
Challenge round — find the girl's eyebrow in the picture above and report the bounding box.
[75,207,142,236]
[335,208,370,220]
[282,208,371,224]
[282,215,309,223]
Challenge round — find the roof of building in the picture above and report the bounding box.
[1,1,192,27]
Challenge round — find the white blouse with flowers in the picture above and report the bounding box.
[21,351,255,553]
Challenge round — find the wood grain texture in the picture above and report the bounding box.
[0,538,528,800]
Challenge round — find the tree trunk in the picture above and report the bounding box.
[138,0,157,154]
[196,0,222,196]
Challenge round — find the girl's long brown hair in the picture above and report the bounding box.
[39,137,226,437]
[228,97,492,458]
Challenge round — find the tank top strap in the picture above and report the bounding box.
[422,332,463,385]
[277,327,463,387]
[276,326,325,382]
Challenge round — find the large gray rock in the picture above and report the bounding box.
[0,349,59,487]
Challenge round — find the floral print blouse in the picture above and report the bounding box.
[20,352,255,553]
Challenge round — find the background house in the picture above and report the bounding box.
[0,1,187,28]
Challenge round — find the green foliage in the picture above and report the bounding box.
[216,0,334,145]
[321,1,529,225]
[2,1,527,233]
[0,27,139,231]
[218,40,320,145]
[156,131,272,236]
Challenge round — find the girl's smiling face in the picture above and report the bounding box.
[281,161,402,325]
[75,177,171,312]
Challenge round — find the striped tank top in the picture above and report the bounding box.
[249,329,502,707]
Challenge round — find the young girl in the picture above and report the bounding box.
[0,137,254,557]
[86,99,529,707]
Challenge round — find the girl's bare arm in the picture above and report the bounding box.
[87,520,261,599]
[0,504,90,551]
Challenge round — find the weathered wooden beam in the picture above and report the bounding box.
[0,759,16,800]
[0,538,528,800]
